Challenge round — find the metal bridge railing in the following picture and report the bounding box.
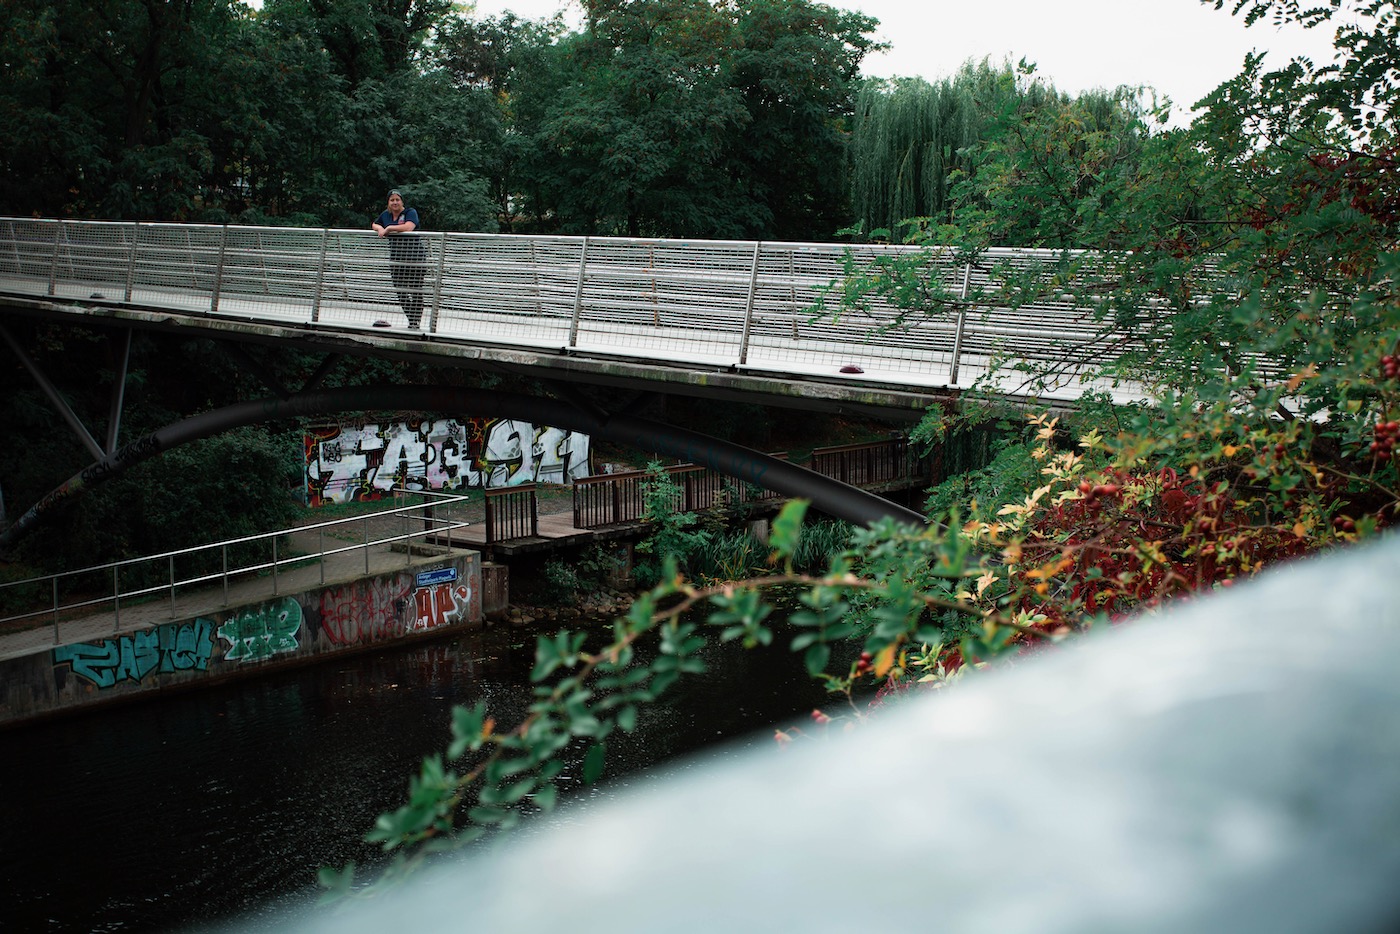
[0,216,1171,401]
[0,489,473,645]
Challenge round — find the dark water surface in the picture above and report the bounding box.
[0,617,827,933]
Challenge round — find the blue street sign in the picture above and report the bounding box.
[415,566,458,588]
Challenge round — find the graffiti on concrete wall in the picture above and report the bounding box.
[304,418,591,505]
[53,618,215,689]
[413,581,473,632]
[317,577,411,646]
[216,597,302,662]
[315,574,474,645]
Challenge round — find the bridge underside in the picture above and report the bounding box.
[0,378,931,549]
[1,295,952,424]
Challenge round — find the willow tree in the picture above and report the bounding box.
[847,61,1146,242]
[848,71,981,236]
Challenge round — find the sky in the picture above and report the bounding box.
[468,0,1343,123]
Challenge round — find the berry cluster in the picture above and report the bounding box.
[1370,420,1399,461]
[1384,355,1400,380]
[1333,515,1357,534]
[1076,480,1122,500]
[855,651,874,676]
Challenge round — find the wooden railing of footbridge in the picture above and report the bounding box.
[420,438,928,545]
[571,459,790,531]
[809,436,921,488]
[485,484,539,543]
[566,437,927,534]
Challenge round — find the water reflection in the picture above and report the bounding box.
[0,615,828,932]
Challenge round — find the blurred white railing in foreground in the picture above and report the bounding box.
[0,216,1144,402]
[262,535,1400,934]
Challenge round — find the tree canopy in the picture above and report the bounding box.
[0,0,884,240]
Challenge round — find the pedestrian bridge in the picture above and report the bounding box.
[0,216,1140,415]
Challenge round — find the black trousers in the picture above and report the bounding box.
[388,238,428,327]
[390,260,426,327]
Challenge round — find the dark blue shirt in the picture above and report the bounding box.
[376,207,424,262]
[376,207,421,230]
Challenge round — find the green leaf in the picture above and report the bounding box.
[532,784,558,811]
[647,669,679,698]
[569,714,605,738]
[531,634,561,683]
[317,863,356,898]
[770,499,811,564]
[448,702,488,759]
[502,778,537,804]
[914,625,944,644]
[804,642,831,677]
[582,741,608,785]
[617,705,638,733]
[468,806,507,825]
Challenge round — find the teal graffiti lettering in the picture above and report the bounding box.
[54,618,215,689]
[217,598,303,662]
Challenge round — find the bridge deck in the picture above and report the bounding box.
[0,217,1153,413]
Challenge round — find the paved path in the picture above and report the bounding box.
[0,493,599,664]
[0,530,463,663]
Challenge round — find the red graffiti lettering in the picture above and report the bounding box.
[318,579,409,645]
[412,583,471,632]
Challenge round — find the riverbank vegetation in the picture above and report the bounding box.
[316,0,1400,896]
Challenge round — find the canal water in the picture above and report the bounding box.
[0,615,831,933]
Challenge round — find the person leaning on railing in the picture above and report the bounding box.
[371,189,427,329]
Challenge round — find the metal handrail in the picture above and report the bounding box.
[0,489,474,640]
[0,216,1200,404]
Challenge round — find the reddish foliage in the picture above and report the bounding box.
[1013,467,1313,630]
[878,465,1328,710]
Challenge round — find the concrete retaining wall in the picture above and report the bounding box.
[0,552,482,727]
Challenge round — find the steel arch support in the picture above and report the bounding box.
[0,385,929,549]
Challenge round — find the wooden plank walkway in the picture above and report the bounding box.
[434,511,627,557]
